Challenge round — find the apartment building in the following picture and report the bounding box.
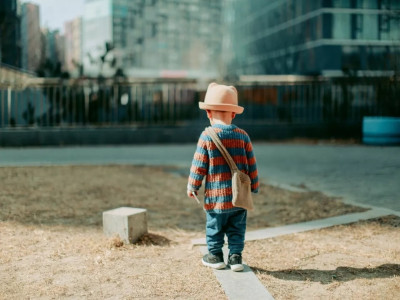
[228,0,400,76]
[21,2,42,72]
[82,0,223,78]
[64,17,83,76]
[0,0,21,68]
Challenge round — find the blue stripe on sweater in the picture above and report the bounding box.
[189,171,205,181]
[208,148,247,157]
[200,131,250,143]
[248,163,257,173]
[209,164,249,173]
[205,195,233,203]
[192,158,207,167]
[205,180,232,190]
[195,145,208,154]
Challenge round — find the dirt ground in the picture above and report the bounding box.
[0,165,385,299]
[246,215,400,300]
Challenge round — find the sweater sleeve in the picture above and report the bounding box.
[245,137,259,193]
[187,132,209,191]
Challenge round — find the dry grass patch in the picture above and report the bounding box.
[0,165,365,298]
[0,165,365,230]
[0,222,225,299]
[245,215,400,300]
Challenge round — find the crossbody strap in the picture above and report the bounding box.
[206,127,239,172]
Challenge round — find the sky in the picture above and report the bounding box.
[23,0,85,33]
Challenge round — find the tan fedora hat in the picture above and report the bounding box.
[199,82,244,114]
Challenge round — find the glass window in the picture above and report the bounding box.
[363,14,378,39]
[333,13,351,39]
[391,0,400,9]
[389,17,399,39]
[379,14,390,39]
[379,0,389,9]
[362,0,378,9]
[323,13,333,39]
[352,14,364,39]
[333,0,351,8]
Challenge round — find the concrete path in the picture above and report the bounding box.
[254,144,400,212]
[1,143,399,211]
[199,246,274,300]
[0,145,194,168]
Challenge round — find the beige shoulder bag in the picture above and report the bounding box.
[206,127,254,211]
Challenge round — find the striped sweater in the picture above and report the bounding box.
[187,124,259,213]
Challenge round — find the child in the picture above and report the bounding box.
[187,82,259,272]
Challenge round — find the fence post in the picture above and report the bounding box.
[114,84,119,124]
[1,89,4,127]
[7,86,11,126]
[84,86,90,124]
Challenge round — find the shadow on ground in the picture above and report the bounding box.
[251,264,400,284]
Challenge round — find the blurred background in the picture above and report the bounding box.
[0,0,399,145]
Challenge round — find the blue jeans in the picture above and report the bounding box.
[205,209,247,256]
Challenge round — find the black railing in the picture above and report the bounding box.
[0,77,399,128]
[236,76,400,124]
[0,78,198,127]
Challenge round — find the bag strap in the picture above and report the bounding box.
[206,127,239,172]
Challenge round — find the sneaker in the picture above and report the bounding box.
[202,253,226,270]
[228,254,244,272]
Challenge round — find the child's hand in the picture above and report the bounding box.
[187,190,201,204]
[187,190,197,198]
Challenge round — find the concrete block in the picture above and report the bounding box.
[103,207,147,244]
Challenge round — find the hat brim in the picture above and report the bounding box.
[199,102,244,114]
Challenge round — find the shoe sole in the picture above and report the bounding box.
[230,264,244,272]
[202,259,226,270]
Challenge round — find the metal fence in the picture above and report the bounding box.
[1,76,399,128]
[0,78,199,128]
[237,77,400,124]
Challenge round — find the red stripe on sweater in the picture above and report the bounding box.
[204,202,234,211]
[245,141,253,152]
[207,172,232,182]
[202,140,246,151]
[249,170,258,180]
[194,152,208,163]
[248,156,256,166]
[206,187,232,197]
[188,177,202,187]
[210,155,248,166]
[190,165,207,176]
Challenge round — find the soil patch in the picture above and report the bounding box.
[0,165,366,298]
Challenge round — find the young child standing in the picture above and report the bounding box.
[187,82,259,272]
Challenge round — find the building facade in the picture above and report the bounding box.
[82,0,223,78]
[0,0,21,68]
[138,0,223,78]
[228,0,400,76]
[54,31,65,69]
[42,29,65,65]
[64,17,83,76]
[21,2,42,72]
[82,0,114,76]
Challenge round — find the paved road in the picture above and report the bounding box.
[1,143,399,211]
